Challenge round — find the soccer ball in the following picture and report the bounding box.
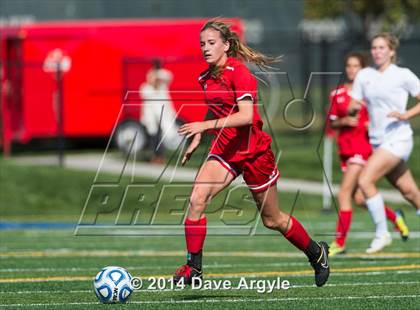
[93,266,134,304]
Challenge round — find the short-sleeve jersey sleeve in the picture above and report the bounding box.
[403,68,420,97]
[328,90,339,121]
[231,65,257,102]
[349,70,364,101]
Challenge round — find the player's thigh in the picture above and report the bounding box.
[360,148,402,184]
[251,185,285,218]
[340,163,363,193]
[191,159,236,203]
[385,160,408,187]
[386,166,419,194]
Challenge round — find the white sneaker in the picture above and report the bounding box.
[366,233,392,254]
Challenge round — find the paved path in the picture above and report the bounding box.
[12,153,407,204]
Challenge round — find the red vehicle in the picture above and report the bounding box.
[0,18,243,155]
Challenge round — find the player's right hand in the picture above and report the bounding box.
[182,133,201,166]
[342,116,358,127]
[348,99,362,115]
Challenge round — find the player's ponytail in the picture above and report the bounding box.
[371,33,399,63]
[201,19,280,73]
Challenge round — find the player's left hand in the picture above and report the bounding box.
[348,100,362,115]
[181,133,201,166]
[178,122,208,138]
[387,111,408,121]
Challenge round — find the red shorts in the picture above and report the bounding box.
[340,153,370,172]
[207,148,280,193]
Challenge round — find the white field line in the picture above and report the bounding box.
[72,230,420,239]
[0,294,419,307]
[0,281,419,295]
[0,259,410,273]
[2,229,419,239]
[1,249,419,259]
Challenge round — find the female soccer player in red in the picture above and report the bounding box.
[173,20,330,287]
[327,52,409,256]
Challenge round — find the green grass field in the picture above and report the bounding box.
[1,155,419,309]
[1,229,419,309]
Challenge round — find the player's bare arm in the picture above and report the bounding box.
[178,99,253,138]
[388,95,420,120]
[181,133,201,166]
[330,116,358,128]
[348,98,363,115]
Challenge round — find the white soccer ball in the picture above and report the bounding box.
[93,266,134,304]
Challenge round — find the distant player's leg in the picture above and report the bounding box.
[252,185,330,287]
[330,162,363,256]
[173,159,235,285]
[354,188,407,239]
[386,160,420,216]
[142,103,164,162]
[358,148,401,253]
[382,205,409,242]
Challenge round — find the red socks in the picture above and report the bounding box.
[384,206,397,224]
[334,207,396,247]
[185,217,207,254]
[283,216,311,251]
[185,216,317,262]
[335,210,352,247]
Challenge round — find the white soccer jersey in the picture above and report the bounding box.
[350,64,420,145]
[140,82,182,149]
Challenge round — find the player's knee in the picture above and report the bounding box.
[357,174,371,192]
[261,215,280,231]
[262,217,277,230]
[261,213,289,232]
[190,187,209,205]
[189,189,209,214]
[353,193,365,206]
[400,186,418,202]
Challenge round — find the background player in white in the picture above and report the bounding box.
[140,60,181,163]
[350,33,420,254]
[327,52,409,257]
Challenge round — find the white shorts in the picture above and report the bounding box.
[372,138,413,162]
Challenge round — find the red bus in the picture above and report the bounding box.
[0,18,243,155]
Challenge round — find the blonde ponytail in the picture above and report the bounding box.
[201,19,280,70]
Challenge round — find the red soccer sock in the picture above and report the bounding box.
[384,205,397,224]
[335,210,352,247]
[283,216,311,251]
[184,216,207,254]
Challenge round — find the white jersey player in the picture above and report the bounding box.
[349,33,420,254]
[140,65,181,162]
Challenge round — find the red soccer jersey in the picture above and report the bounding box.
[198,57,272,162]
[328,85,372,155]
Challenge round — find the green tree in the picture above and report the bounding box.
[304,0,420,40]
